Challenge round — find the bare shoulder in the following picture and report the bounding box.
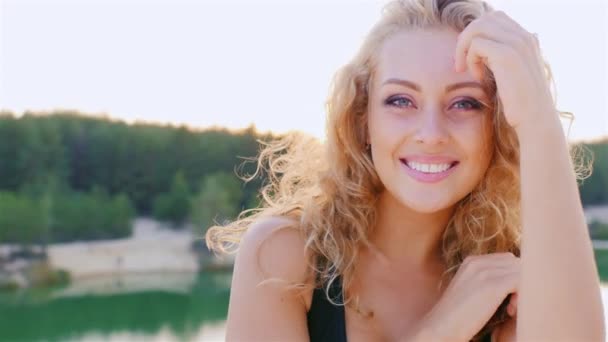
[225,215,314,341]
[239,216,312,285]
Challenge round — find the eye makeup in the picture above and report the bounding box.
[383,95,489,112]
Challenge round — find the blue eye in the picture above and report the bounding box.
[451,99,483,111]
[385,96,414,108]
[384,96,486,111]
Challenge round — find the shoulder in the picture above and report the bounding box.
[225,215,314,341]
[240,215,303,256]
[238,215,312,286]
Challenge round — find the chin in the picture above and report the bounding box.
[407,202,452,214]
[398,193,456,214]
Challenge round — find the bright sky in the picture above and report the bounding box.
[1,0,607,142]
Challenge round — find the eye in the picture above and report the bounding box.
[450,98,484,111]
[384,96,415,108]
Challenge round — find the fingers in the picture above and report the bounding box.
[460,253,520,317]
[461,252,520,269]
[490,269,519,320]
[464,37,494,81]
[454,10,539,75]
[507,292,518,317]
[457,253,520,287]
[509,292,518,306]
[435,252,521,340]
[492,10,539,51]
[488,268,520,290]
[454,18,512,73]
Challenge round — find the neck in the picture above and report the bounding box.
[368,190,455,272]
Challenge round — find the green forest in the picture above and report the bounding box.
[0,110,606,246]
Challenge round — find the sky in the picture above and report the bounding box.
[1,0,607,142]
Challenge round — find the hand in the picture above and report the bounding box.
[493,310,518,342]
[506,291,518,317]
[453,10,556,133]
[492,292,518,342]
[419,252,521,342]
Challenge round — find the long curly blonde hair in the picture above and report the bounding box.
[206,0,587,339]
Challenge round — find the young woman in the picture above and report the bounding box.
[206,0,605,341]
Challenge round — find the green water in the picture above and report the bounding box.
[0,272,231,342]
[3,258,607,342]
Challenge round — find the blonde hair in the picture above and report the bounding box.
[206,0,588,339]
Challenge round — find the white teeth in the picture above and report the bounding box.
[406,161,452,173]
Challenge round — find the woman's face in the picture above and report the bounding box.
[367,27,494,213]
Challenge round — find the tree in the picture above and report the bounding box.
[153,171,191,227]
[0,192,45,246]
[190,172,243,236]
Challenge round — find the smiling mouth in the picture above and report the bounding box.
[399,158,460,174]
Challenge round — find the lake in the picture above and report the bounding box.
[1,273,607,341]
[0,272,230,342]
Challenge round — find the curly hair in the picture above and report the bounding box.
[206,0,589,339]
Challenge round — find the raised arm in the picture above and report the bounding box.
[453,10,605,340]
[515,113,605,341]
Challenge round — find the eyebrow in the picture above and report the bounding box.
[381,78,484,93]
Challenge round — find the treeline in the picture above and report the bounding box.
[578,140,608,205]
[0,187,133,245]
[0,111,273,245]
[0,111,606,246]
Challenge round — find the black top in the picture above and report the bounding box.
[306,276,347,341]
[306,276,493,342]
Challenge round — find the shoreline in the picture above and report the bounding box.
[47,218,200,279]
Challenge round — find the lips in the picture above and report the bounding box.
[401,154,459,164]
[400,158,459,183]
[399,158,460,167]
[399,159,460,169]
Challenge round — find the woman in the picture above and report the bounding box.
[206,0,605,341]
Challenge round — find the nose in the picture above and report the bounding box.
[413,109,449,145]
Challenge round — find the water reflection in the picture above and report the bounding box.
[0,272,230,342]
[61,321,227,342]
[1,276,607,341]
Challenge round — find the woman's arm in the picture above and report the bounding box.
[515,113,605,341]
[224,216,312,341]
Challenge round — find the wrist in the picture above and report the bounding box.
[399,316,453,342]
[401,329,455,342]
[406,328,448,342]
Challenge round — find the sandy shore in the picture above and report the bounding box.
[16,205,608,280]
[48,218,201,279]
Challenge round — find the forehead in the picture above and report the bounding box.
[374,27,468,87]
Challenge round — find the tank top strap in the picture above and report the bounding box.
[306,275,347,341]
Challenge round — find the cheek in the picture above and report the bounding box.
[464,122,494,172]
[367,112,407,175]
[368,108,415,141]
[370,120,416,172]
[368,111,399,146]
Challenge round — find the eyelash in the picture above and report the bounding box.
[384,96,485,111]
